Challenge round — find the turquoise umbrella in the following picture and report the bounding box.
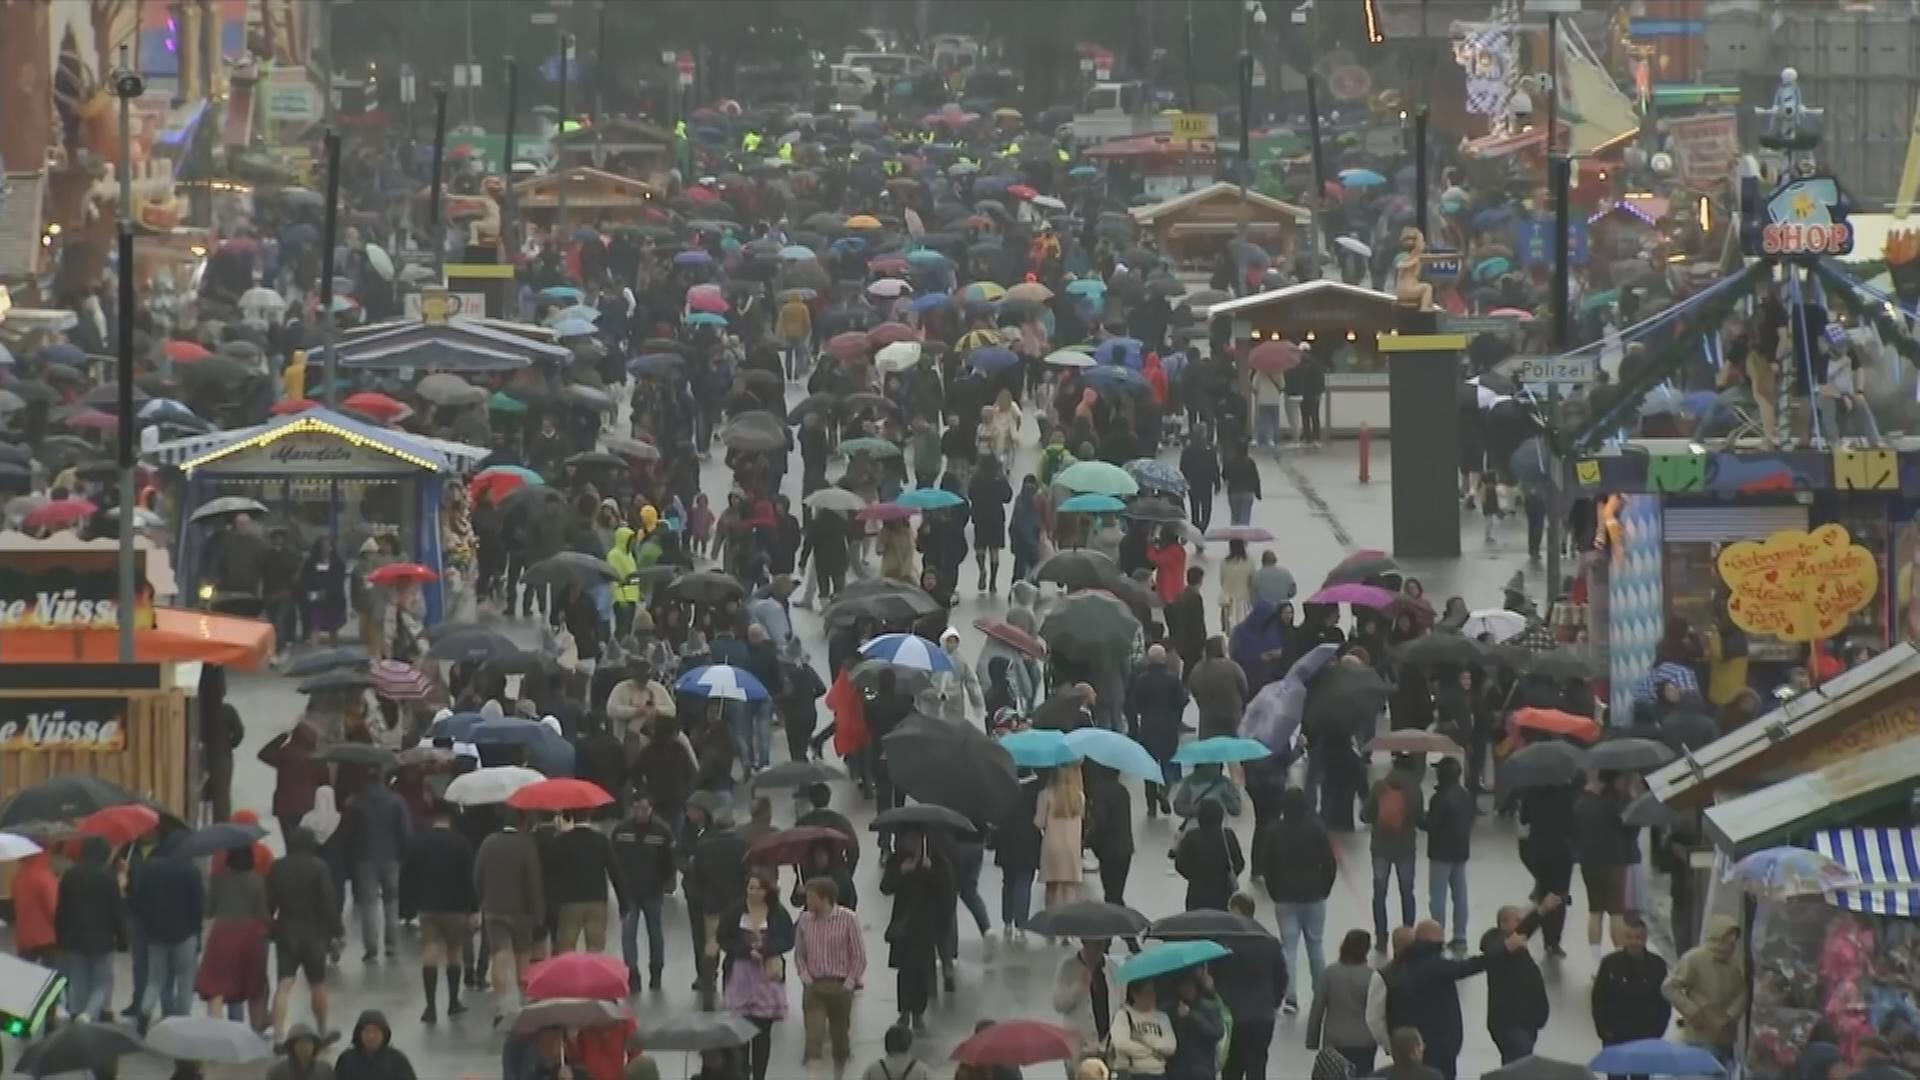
[1069,165,1099,179]
[906,249,950,265]
[539,285,583,302]
[1172,736,1272,766]
[685,312,729,328]
[780,245,817,261]
[1058,493,1126,513]
[897,488,964,511]
[1065,728,1164,783]
[1114,940,1230,985]
[1472,257,1512,283]
[1056,461,1139,497]
[1000,729,1080,769]
[1066,279,1106,297]
[487,392,528,414]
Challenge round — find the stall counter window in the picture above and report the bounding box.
[1662,501,1810,665]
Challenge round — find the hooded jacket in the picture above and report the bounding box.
[335,1011,417,1080]
[609,527,641,606]
[1256,788,1338,904]
[1662,915,1746,1047]
[267,1024,336,1080]
[260,723,330,819]
[55,838,125,955]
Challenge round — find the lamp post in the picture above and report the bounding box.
[428,85,449,278]
[110,47,143,663]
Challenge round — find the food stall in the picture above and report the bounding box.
[513,167,659,230]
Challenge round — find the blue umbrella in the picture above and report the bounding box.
[1081,365,1148,391]
[779,245,817,261]
[1726,847,1859,898]
[1588,1040,1724,1077]
[968,346,1020,373]
[1064,728,1163,783]
[1069,165,1100,179]
[1339,167,1386,188]
[40,343,85,366]
[470,717,549,746]
[427,711,485,741]
[1114,941,1230,985]
[1172,736,1272,766]
[1124,459,1187,496]
[673,250,714,267]
[676,664,771,702]
[1240,644,1339,752]
[629,353,684,377]
[1065,279,1106,298]
[896,488,964,511]
[909,293,954,313]
[684,312,728,328]
[539,285,583,303]
[830,236,870,255]
[1471,207,1515,232]
[1094,337,1142,369]
[549,318,598,338]
[1001,729,1081,769]
[859,632,955,673]
[1058,493,1126,513]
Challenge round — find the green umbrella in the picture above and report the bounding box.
[840,437,901,459]
[488,391,528,413]
[1055,460,1139,497]
[1580,288,1620,313]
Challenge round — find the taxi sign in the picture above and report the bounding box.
[1171,113,1213,140]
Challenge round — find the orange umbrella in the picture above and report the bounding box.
[1510,707,1602,744]
[845,214,883,230]
[367,562,438,587]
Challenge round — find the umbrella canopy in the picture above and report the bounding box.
[859,632,954,673]
[1512,707,1602,743]
[1041,590,1141,661]
[1124,496,1186,524]
[1322,550,1402,586]
[0,776,145,829]
[523,953,628,1001]
[174,821,270,859]
[146,1017,274,1064]
[1064,727,1165,783]
[668,569,747,606]
[509,997,630,1036]
[426,626,520,663]
[1124,458,1187,495]
[1484,1057,1597,1080]
[676,664,770,702]
[1057,493,1126,513]
[186,495,272,524]
[875,341,922,372]
[1727,847,1859,899]
[15,1024,147,1077]
[1146,910,1274,940]
[634,1013,759,1052]
[1586,737,1675,773]
[973,618,1048,659]
[1172,736,1271,766]
[1363,731,1464,757]
[1462,608,1529,642]
[1302,662,1391,738]
[524,552,621,590]
[950,1021,1080,1068]
[1034,550,1124,591]
[1115,940,1230,985]
[750,761,848,790]
[871,803,978,833]
[804,488,868,514]
[0,832,44,861]
[1588,1039,1725,1077]
[445,766,544,806]
[1391,632,1485,669]
[745,825,854,866]
[508,778,612,813]
[1000,728,1080,768]
[310,742,397,769]
[718,411,788,452]
[822,580,941,627]
[895,488,964,512]
[1250,565,1298,603]
[839,436,901,458]
[1055,460,1139,497]
[1022,900,1150,939]
[78,804,160,845]
[1499,740,1587,791]
[881,714,1018,824]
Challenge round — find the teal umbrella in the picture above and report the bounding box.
[1058,493,1125,513]
[1065,728,1164,783]
[1000,729,1080,768]
[906,249,950,265]
[897,487,964,511]
[1069,165,1099,179]
[539,285,583,302]
[1172,736,1272,766]
[685,312,728,328]
[1472,257,1512,283]
[1055,461,1139,497]
[487,391,528,414]
[1580,288,1620,313]
[780,245,817,261]
[1114,940,1230,985]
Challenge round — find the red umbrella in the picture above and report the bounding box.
[366,562,438,587]
[1248,340,1301,375]
[24,499,97,530]
[523,952,627,1001]
[972,618,1047,659]
[867,321,918,346]
[77,804,159,846]
[164,340,212,363]
[1511,707,1602,744]
[1006,184,1038,200]
[825,331,872,360]
[342,392,409,422]
[855,502,914,523]
[469,470,530,505]
[63,409,118,431]
[745,825,853,866]
[685,185,720,203]
[507,778,613,813]
[270,398,319,415]
[951,1020,1079,1067]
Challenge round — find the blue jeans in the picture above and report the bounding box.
[1429,860,1470,946]
[726,703,772,770]
[1274,900,1327,999]
[354,860,401,954]
[1371,854,1416,944]
[141,937,197,1020]
[1228,492,1255,527]
[64,952,114,1019]
[1255,404,1283,447]
[1000,868,1034,930]
[621,895,666,976]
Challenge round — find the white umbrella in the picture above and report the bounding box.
[1045,348,1095,368]
[239,287,288,312]
[1461,608,1529,643]
[364,243,395,280]
[1336,236,1373,259]
[1031,194,1067,211]
[445,765,543,806]
[867,278,913,299]
[146,1017,275,1064]
[875,341,921,373]
[0,832,43,862]
[804,488,869,513]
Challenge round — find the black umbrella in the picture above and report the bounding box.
[1033,550,1122,592]
[297,669,374,695]
[668,569,746,606]
[602,435,661,462]
[1146,910,1274,940]
[1482,1056,1596,1080]
[1040,590,1142,662]
[561,384,614,411]
[821,580,940,628]
[0,776,144,828]
[478,650,561,678]
[1499,740,1585,791]
[1031,687,1095,731]
[81,383,151,411]
[870,803,979,833]
[311,743,399,769]
[14,1023,146,1078]
[524,552,621,590]
[1322,551,1402,586]
[1123,496,1186,523]
[1392,633,1486,669]
[881,714,1018,824]
[785,392,840,424]
[1523,649,1596,681]
[628,565,682,588]
[751,761,849,790]
[1024,900,1150,939]
[633,1013,759,1052]
[718,410,787,452]
[1586,737,1675,773]
[282,646,370,677]
[565,450,627,471]
[426,627,521,663]
[838,392,898,418]
[1302,662,1391,738]
[1623,791,1687,829]
[174,820,270,859]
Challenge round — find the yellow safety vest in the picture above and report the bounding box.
[778,142,793,161]
[674,121,687,140]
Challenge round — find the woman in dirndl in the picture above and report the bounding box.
[194,844,270,1027]
[715,867,794,1080]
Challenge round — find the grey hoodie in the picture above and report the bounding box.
[267,1024,335,1080]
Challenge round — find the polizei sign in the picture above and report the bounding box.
[0,698,129,752]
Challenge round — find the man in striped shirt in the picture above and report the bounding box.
[795,876,866,1076]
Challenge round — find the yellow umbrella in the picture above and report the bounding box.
[845,214,883,230]
[956,327,1010,352]
[1006,281,1054,302]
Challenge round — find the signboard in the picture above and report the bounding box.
[1513,217,1589,267]
[0,552,152,631]
[1717,524,1878,641]
[1517,354,1598,385]
[1743,174,1853,258]
[1170,112,1214,140]
[210,430,421,477]
[402,290,487,320]
[0,699,129,753]
[263,67,321,124]
[1666,112,1738,190]
[676,53,695,88]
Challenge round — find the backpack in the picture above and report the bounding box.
[1376,784,1408,831]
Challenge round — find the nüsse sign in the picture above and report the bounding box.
[0,552,152,630]
[0,698,129,752]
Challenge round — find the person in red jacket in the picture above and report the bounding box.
[258,722,330,840]
[1143,352,1169,407]
[1146,527,1189,606]
[211,810,276,877]
[12,850,59,962]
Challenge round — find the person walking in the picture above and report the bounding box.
[716,868,793,1080]
[259,722,329,840]
[1180,424,1220,533]
[612,792,677,992]
[1422,758,1475,952]
[400,803,475,1024]
[859,1025,933,1080]
[1188,637,1249,740]
[132,824,204,1031]
[1593,915,1672,1073]
[1129,646,1190,818]
[795,876,865,1078]
[1167,969,1228,1080]
[1481,896,1560,1063]
[1574,771,1633,955]
[1215,893,1288,1080]
[1222,443,1261,527]
[339,775,411,963]
[1164,568,1208,672]
[1257,786,1337,1013]
[1084,764,1135,908]
[994,778,1042,939]
[333,1010,417,1080]
[474,816,546,1022]
[547,811,626,955]
[1661,915,1745,1062]
[267,1024,334,1080]
[880,831,952,1035]
[56,836,125,1022]
[1517,783,1575,958]
[1036,764,1087,910]
[268,827,341,1043]
[1361,756,1424,953]
[1307,930,1383,1075]
[1387,921,1519,1080]
[1175,799,1245,912]
[688,803,750,1009]
[195,845,271,1025]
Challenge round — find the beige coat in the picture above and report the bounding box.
[1035,786,1084,885]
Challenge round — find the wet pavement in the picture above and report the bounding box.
[136,425,1633,1079]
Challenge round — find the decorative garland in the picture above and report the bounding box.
[1812,261,1920,370]
[1567,259,1774,453]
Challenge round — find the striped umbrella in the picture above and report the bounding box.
[675,664,771,702]
[859,632,955,674]
[371,660,440,703]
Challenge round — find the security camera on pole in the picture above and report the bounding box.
[110,47,144,663]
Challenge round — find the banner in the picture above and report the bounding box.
[1717,524,1878,641]
[0,551,153,630]
[0,698,129,752]
[1667,112,1738,191]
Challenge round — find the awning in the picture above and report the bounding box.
[2,609,274,669]
[1814,828,1920,917]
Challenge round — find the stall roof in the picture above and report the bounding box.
[1,608,273,668]
[323,315,571,373]
[1815,827,1920,917]
[1200,279,1396,319]
[176,408,453,474]
[149,419,490,474]
[1703,737,1920,857]
[1084,134,1219,161]
[1648,643,1920,810]
[1129,182,1307,225]
[514,167,659,209]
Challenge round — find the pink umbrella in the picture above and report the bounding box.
[868,321,919,345]
[63,409,119,431]
[371,659,442,703]
[1248,340,1301,374]
[1488,307,1535,321]
[1304,583,1398,609]
[686,284,729,314]
[1206,525,1275,543]
[856,502,916,523]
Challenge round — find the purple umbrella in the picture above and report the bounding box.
[1305,583,1398,609]
[968,346,1020,372]
[1239,643,1340,752]
[673,250,714,267]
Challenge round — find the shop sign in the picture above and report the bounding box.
[0,698,128,753]
[1717,524,1878,641]
[0,554,151,630]
[1666,112,1737,189]
[402,291,487,320]
[263,68,321,124]
[213,430,418,476]
[1743,174,1852,258]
